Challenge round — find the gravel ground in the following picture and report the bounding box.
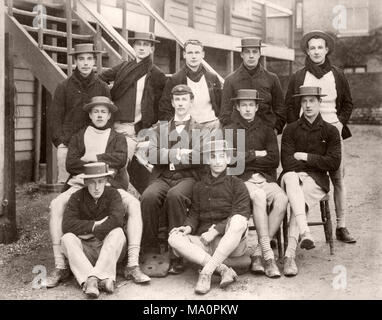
[0,125,381,300]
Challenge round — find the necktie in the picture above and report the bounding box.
[174,121,187,126]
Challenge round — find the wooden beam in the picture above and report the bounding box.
[8,0,13,16]
[223,0,231,35]
[0,32,17,243]
[149,16,155,33]
[66,0,73,76]
[96,0,102,74]
[188,0,195,28]
[262,4,267,42]
[0,1,5,218]
[45,92,58,185]
[122,0,127,60]
[227,50,234,75]
[34,80,42,182]
[175,42,181,72]
[5,14,66,95]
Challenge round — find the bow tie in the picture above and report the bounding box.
[174,120,187,126]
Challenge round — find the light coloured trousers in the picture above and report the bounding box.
[61,228,126,286]
[57,144,70,183]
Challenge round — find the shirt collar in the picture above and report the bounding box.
[174,114,191,122]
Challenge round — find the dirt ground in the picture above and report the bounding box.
[0,125,381,300]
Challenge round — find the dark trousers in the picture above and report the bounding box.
[141,177,195,252]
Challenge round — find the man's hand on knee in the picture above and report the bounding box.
[200,226,219,246]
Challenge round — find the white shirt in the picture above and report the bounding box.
[187,75,217,123]
[303,71,339,123]
[134,74,147,124]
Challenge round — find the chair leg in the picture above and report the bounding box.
[276,229,283,258]
[282,213,288,253]
[320,200,329,243]
[324,200,334,255]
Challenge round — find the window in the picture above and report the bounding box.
[344,66,367,74]
[295,2,302,29]
[339,0,369,36]
[232,0,252,19]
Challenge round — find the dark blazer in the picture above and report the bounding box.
[285,66,354,139]
[220,64,286,134]
[50,71,110,147]
[158,67,222,121]
[184,171,251,235]
[224,111,279,182]
[280,114,341,193]
[62,186,124,241]
[100,61,167,131]
[147,118,204,181]
[66,127,128,190]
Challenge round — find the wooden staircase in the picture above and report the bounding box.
[4,0,225,193]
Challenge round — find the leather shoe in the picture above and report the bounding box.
[168,258,185,275]
[194,272,211,295]
[250,255,265,274]
[264,258,281,278]
[83,276,99,299]
[336,227,356,243]
[45,268,71,288]
[124,265,151,284]
[300,232,315,250]
[283,256,298,277]
[219,267,238,288]
[99,278,115,294]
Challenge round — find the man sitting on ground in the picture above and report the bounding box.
[61,162,126,299]
[168,140,251,294]
[46,96,149,287]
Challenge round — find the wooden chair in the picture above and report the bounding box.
[282,193,334,255]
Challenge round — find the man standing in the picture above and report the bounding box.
[141,85,204,273]
[280,86,341,276]
[100,31,167,161]
[220,38,286,135]
[46,96,149,288]
[285,30,356,243]
[225,89,288,278]
[50,43,110,183]
[159,39,222,130]
[61,162,126,299]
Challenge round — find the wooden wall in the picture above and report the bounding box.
[230,1,264,38]
[13,54,35,182]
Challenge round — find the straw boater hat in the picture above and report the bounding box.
[77,162,114,179]
[300,30,335,55]
[236,37,266,48]
[83,96,118,113]
[231,89,264,102]
[68,43,105,55]
[292,86,327,98]
[129,31,160,43]
[202,139,235,154]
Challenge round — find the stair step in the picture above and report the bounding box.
[22,25,93,41]
[42,44,67,53]
[10,7,79,25]
[13,0,65,10]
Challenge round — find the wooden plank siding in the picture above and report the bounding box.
[164,0,217,32]
[230,1,264,38]
[13,54,35,162]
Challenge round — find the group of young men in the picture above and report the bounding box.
[45,29,356,298]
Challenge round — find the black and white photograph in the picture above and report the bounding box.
[0,0,381,305]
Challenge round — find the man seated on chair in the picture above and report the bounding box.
[224,89,288,278]
[61,162,126,299]
[141,84,204,274]
[168,139,251,294]
[280,86,341,276]
[46,96,149,288]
